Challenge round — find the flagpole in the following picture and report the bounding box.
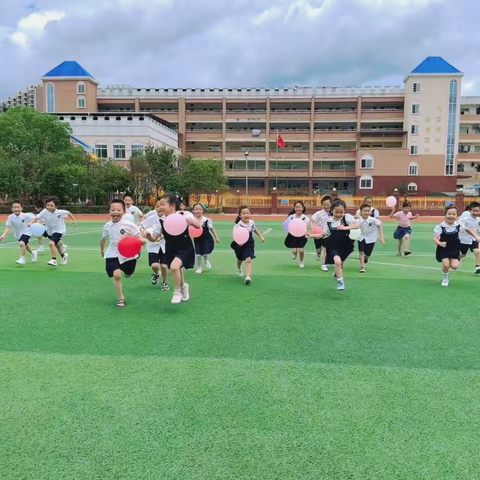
[276,129,279,189]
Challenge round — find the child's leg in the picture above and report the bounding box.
[450,259,460,270]
[237,260,243,270]
[203,254,209,264]
[397,238,403,254]
[359,252,365,269]
[25,244,33,254]
[473,248,480,268]
[48,240,57,257]
[334,256,343,279]
[195,254,202,269]
[170,258,184,290]
[441,258,450,274]
[151,262,160,275]
[292,248,297,259]
[112,269,124,300]
[299,248,305,264]
[161,264,168,283]
[245,258,252,278]
[37,236,43,247]
[18,241,27,257]
[404,234,411,253]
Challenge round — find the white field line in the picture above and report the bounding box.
[0,229,102,248]
[262,228,273,236]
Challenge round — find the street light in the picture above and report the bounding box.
[244,150,249,203]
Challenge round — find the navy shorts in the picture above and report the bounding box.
[394,226,411,240]
[358,240,375,257]
[42,231,49,238]
[314,238,326,250]
[18,234,31,245]
[48,233,63,245]
[460,241,479,255]
[148,251,168,266]
[105,257,137,278]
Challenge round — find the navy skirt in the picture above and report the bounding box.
[230,237,255,261]
[284,233,308,249]
[194,236,215,256]
[436,245,461,262]
[394,226,411,240]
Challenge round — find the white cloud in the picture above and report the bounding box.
[10,10,65,48]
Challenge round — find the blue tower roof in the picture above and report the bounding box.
[411,57,461,75]
[44,61,93,78]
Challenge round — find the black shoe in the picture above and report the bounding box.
[404,251,412,256]
[364,256,369,264]
[151,273,160,285]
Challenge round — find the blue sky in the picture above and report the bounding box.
[0,0,479,98]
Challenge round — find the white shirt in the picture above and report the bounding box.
[234,219,256,233]
[152,211,194,236]
[6,213,32,239]
[460,211,471,221]
[140,214,166,254]
[357,216,382,244]
[434,221,466,238]
[458,215,479,244]
[145,210,157,218]
[102,218,141,263]
[323,214,356,237]
[355,207,380,219]
[311,210,331,228]
[198,216,214,230]
[36,209,70,235]
[126,205,143,224]
[287,214,310,225]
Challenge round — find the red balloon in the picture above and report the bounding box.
[311,226,323,235]
[118,236,142,257]
[189,226,202,238]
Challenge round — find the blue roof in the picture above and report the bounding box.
[411,57,461,74]
[44,61,93,78]
[71,136,94,153]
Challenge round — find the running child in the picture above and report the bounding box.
[310,195,331,271]
[100,199,143,307]
[307,198,359,291]
[458,201,480,274]
[0,201,37,265]
[355,196,380,219]
[390,201,419,256]
[460,203,472,221]
[357,204,384,273]
[230,206,265,285]
[140,198,169,290]
[123,194,145,224]
[144,194,201,304]
[33,199,68,253]
[192,203,220,274]
[284,201,309,268]
[434,205,480,286]
[29,196,76,267]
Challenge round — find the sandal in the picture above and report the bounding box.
[116,299,125,308]
[396,252,402,256]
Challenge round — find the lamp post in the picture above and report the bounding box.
[244,150,249,203]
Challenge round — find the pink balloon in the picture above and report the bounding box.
[164,213,187,236]
[233,226,249,246]
[189,226,202,238]
[288,218,307,237]
[386,196,397,208]
[311,226,323,235]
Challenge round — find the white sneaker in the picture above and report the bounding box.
[37,246,45,253]
[321,265,328,272]
[31,251,38,263]
[245,277,252,285]
[299,263,305,268]
[441,278,449,287]
[337,280,345,291]
[15,257,26,266]
[62,244,68,251]
[47,259,57,267]
[315,253,321,261]
[181,283,190,302]
[171,290,182,304]
[237,268,243,277]
[60,253,68,265]
[195,268,203,274]
[205,260,212,270]
[475,266,480,275]
[292,253,297,260]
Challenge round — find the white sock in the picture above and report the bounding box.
[442,272,449,279]
[195,255,201,268]
[337,277,344,282]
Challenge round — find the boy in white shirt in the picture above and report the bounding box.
[459,201,480,274]
[357,203,384,273]
[29,196,76,267]
[0,200,37,265]
[101,199,144,307]
[123,194,145,225]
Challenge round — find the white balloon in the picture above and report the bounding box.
[350,228,361,241]
[124,213,135,223]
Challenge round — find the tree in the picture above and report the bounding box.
[0,150,29,201]
[128,154,152,203]
[182,159,228,205]
[0,107,72,156]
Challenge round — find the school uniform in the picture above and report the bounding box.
[102,218,141,278]
[434,221,466,262]
[5,213,32,244]
[310,210,331,249]
[194,216,215,255]
[231,220,256,261]
[459,214,480,255]
[355,207,380,219]
[36,208,70,245]
[126,205,143,224]
[393,211,412,240]
[324,214,356,264]
[152,212,195,269]
[357,217,382,257]
[284,214,310,249]
[140,214,167,267]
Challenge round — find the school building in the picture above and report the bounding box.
[2,57,480,195]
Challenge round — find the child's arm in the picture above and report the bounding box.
[100,237,107,257]
[378,225,385,245]
[28,217,38,226]
[305,231,325,239]
[187,216,201,229]
[389,207,396,219]
[67,212,77,228]
[411,213,420,221]
[337,221,359,231]
[137,209,145,223]
[433,235,446,248]
[253,227,265,243]
[0,227,11,241]
[210,227,220,244]
[465,227,480,243]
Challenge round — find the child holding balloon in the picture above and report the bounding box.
[390,201,419,256]
[231,206,265,285]
[123,194,145,225]
[192,204,220,274]
[310,195,331,270]
[307,199,358,291]
[355,196,380,219]
[357,204,384,273]
[284,201,309,268]
[101,199,143,307]
[145,195,201,304]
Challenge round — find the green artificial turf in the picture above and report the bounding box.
[0,220,479,479]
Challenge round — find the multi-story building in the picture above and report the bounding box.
[3,57,479,195]
[1,84,42,110]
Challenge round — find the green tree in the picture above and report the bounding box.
[182,159,227,205]
[0,150,29,200]
[128,154,152,204]
[40,164,88,203]
[0,106,72,156]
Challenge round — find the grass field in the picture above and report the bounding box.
[1,218,480,479]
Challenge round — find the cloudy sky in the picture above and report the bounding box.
[0,0,479,99]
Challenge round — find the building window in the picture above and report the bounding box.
[360,154,373,169]
[411,104,420,115]
[208,145,221,151]
[410,123,419,135]
[359,174,373,189]
[46,83,54,113]
[410,144,418,155]
[95,144,108,159]
[412,83,421,93]
[408,182,418,192]
[445,80,457,175]
[113,143,126,160]
[475,146,480,153]
[131,143,144,157]
[77,97,86,108]
[408,161,418,175]
[77,82,85,94]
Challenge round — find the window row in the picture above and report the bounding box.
[95,142,144,160]
[360,154,418,175]
[359,174,418,192]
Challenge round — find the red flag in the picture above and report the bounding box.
[277,134,285,149]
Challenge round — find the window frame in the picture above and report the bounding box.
[360,154,374,170]
[359,174,373,190]
[95,143,108,159]
[130,142,144,157]
[410,144,418,156]
[407,182,418,192]
[113,142,126,160]
[411,104,420,115]
[412,82,421,94]
[410,123,419,136]
[46,82,55,113]
[408,161,418,176]
[77,82,85,94]
[77,96,86,109]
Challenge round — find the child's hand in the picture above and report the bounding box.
[380,238,385,245]
[305,233,312,238]
[337,225,347,231]
[439,241,447,248]
[414,214,419,219]
[215,238,220,244]
[259,236,265,243]
[100,251,104,258]
[0,235,4,242]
